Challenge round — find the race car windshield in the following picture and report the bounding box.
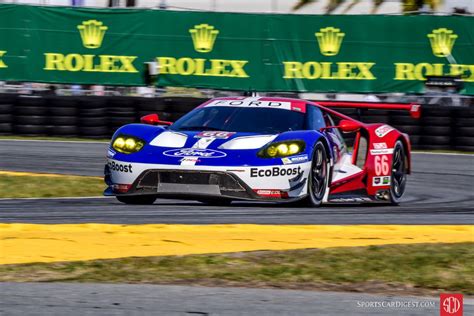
[171,106,306,134]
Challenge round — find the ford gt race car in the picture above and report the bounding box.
[104,97,420,206]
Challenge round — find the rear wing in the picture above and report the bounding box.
[315,101,421,119]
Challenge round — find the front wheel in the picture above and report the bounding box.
[303,141,330,207]
[116,195,157,205]
[389,140,407,205]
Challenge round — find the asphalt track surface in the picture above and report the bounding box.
[0,139,473,224]
[1,140,473,315]
[4,283,472,316]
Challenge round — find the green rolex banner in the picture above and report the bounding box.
[0,4,473,94]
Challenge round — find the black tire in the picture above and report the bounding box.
[454,127,474,137]
[116,195,156,205]
[389,140,408,205]
[333,108,358,116]
[138,99,167,112]
[422,126,451,136]
[422,107,452,117]
[454,145,474,152]
[198,198,232,206]
[18,96,44,107]
[0,114,12,123]
[108,97,134,108]
[454,118,474,127]
[79,108,106,117]
[361,115,390,124]
[50,116,78,126]
[453,108,474,119]
[168,98,205,113]
[79,117,106,127]
[454,137,474,147]
[49,107,77,116]
[0,94,17,105]
[303,141,329,207]
[390,116,420,126]
[46,96,78,108]
[79,126,109,136]
[108,117,136,126]
[14,106,47,116]
[0,104,12,114]
[420,135,451,145]
[14,124,46,135]
[80,97,107,110]
[108,112,137,119]
[422,117,451,126]
[416,144,452,150]
[84,135,110,140]
[14,115,47,125]
[47,125,78,136]
[365,110,389,116]
[0,123,12,133]
[108,107,135,115]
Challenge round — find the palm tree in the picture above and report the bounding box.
[292,0,316,11]
[292,0,441,14]
[292,0,383,14]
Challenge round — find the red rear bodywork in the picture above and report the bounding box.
[312,100,416,202]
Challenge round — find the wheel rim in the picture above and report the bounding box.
[391,144,406,198]
[311,145,327,200]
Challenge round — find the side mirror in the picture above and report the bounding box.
[320,119,361,133]
[338,119,361,133]
[140,113,172,126]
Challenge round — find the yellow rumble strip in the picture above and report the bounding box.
[0,224,472,265]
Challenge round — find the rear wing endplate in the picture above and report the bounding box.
[315,101,421,119]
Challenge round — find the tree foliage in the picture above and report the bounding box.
[292,0,441,14]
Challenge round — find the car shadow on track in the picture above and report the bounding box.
[143,199,388,209]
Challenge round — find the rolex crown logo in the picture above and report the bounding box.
[189,24,219,53]
[315,27,345,56]
[427,28,458,57]
[77,20,108,49]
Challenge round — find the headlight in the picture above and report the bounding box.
[258,140,305,158]
[112,135,145,154]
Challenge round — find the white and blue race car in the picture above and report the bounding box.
[104,97,419,206]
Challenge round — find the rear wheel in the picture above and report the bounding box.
[389,141,407,205]
[304,141,329,207]
[116,195,156,205]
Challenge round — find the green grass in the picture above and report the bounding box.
[0,174,104,198]
[1,243,472,295]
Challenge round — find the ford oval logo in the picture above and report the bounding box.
[163,148,227,158]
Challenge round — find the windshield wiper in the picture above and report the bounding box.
[177,126,226,131]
